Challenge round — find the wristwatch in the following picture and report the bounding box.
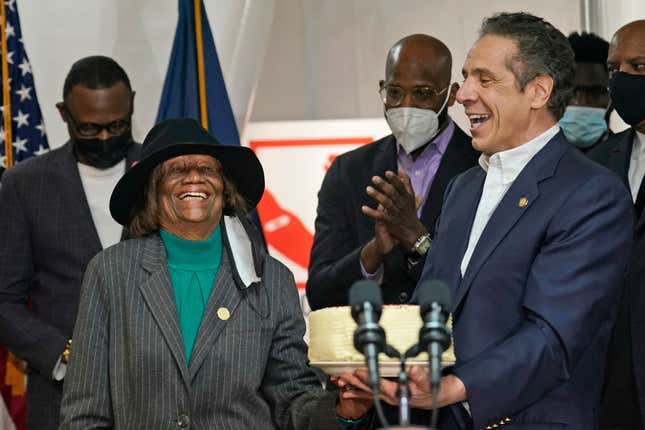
[412,232,432,256]
[409,233,432,262]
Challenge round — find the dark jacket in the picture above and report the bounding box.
[0,141,140,430]
[306,125,478,309]
[590,128,645,430]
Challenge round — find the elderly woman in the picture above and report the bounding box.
[59,118,363,429]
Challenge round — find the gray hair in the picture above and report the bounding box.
[480,12,575,119]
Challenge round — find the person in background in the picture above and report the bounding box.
[559,32,612,152]
[307,34,478,310]
[0,56,140,430]
[590,19,645,430]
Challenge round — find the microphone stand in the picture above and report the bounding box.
[429,343,442,430]
[375,345,430,430]
[418,304,451,430]
[397,355,411,426]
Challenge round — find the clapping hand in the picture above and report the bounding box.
[362,169,427,250]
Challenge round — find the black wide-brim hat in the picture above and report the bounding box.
[109,118,265,226]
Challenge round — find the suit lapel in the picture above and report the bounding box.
[52,143,102,254]
[355,137,398,235]
[420,127,472,235]
[636,206,645,234]
[189,250,242,379]
[616,129,645,233]
[455,172,539,309]
[373,136,398,175]
[603,130,634,187]
[444,169,485,303]
[606,128,634,185]
[455,135,567,310]
[138,235,191,386]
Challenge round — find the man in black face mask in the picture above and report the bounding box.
[0,55,140,430]
[589,19,645,430]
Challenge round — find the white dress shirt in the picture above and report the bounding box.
[460,125,560,277]
[628,131,645,202]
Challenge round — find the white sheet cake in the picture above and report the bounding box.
[307,305,455,365]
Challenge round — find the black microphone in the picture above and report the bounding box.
[416,280,452,397]
[349,280,386,392]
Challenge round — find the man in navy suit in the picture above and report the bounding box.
[340,12,634,430]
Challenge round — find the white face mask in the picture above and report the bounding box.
[385,87,451,155]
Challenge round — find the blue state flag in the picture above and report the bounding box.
[0,0,49,178]
[157,0,265,240]
[156,0,239,147]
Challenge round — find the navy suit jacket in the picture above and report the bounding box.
[419,132,633,429]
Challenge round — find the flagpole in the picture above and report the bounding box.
[193,0,209,130]
[0,0,12,168]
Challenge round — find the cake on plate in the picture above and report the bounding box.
[307,305,455,376]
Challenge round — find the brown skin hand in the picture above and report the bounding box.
[334,366,467,410]
[608,19,645,133]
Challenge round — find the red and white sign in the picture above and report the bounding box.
[243,119,391,292]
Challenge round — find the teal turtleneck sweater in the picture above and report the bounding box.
[160,227,222,363]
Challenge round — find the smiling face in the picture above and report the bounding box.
[457,35,555,156]
[157,154,224,240]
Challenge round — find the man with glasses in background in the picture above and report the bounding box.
[307,34,479,310]
[558,32,612,153]
[0,55,140,430]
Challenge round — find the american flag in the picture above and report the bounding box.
[0,2,46,428]
[0,0,49,179]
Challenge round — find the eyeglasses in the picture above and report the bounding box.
[379,84,448,108]
[64,107,131,138]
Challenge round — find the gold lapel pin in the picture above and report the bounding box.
[518,197,529,208]
[217,307,230,321]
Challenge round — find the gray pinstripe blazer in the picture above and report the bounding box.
[59,226,339,430]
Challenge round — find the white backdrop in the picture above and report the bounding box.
[19,0,275,148]
[17,0,645,148]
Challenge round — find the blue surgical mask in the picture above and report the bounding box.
[559,106,607,148]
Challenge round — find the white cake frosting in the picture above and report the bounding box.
[307,305,455,364]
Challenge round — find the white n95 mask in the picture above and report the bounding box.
[386,87,451,154]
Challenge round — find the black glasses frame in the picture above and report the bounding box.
[64,106,132,138]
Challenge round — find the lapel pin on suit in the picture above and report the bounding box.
[518,197,529,208]
[217,307,231,321]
